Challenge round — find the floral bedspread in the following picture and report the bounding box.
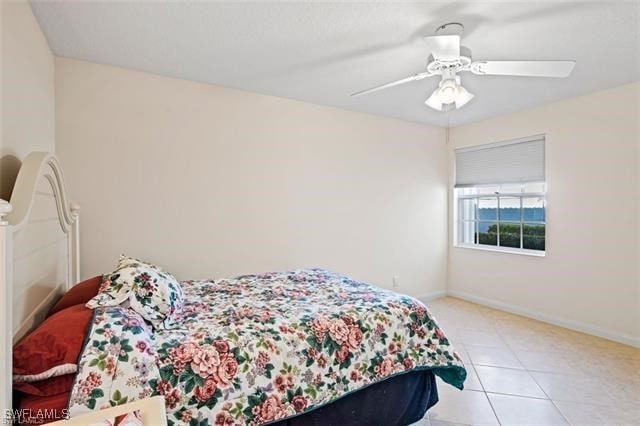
[69,269,466,425]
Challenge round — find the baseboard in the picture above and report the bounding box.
[447,289,640,349]
[416,290,448,303]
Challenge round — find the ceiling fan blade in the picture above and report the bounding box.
[350,72,432,97]
[471,60,576,77]
[424,35,460,61]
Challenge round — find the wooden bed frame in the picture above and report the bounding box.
[0,152,80,417]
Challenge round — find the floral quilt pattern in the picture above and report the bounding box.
[70,269,466,425]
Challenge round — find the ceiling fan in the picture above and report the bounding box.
[351,23,576,111]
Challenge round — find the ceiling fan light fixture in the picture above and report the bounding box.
[425,77,473,111]
[454,85,474,108]
[437,79,459,104]
[424,91,444,111]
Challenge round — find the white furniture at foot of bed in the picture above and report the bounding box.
[49,396,167,426]
[0,152,81,417]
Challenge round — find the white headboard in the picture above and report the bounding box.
[0,152,80,415]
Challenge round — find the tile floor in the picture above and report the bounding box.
[411,297,640,426]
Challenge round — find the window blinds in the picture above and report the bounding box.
[454,135,545,187]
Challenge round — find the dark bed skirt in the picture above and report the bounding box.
[270,370,438,426]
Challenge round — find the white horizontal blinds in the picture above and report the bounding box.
[455,135,545,187]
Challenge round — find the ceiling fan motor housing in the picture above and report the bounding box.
[427,46,472,76]
[434,22,465,37]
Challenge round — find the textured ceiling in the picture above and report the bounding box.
[31,1,640,127]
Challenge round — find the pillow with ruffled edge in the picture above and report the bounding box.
[86,255,165,309]
[128,267,183,329]
[13,304,93,397]
[86,256,183,329]
[117,254,164,272]
[85,264,134,309]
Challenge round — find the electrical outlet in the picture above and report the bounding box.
[392,276,399,288]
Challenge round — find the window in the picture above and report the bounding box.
[457,183,546,253]
[454,135,546,255]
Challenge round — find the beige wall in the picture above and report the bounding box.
[1,1,55,199]
[55,58,448,298]
[448,82,640,345]
[52,58,640,345]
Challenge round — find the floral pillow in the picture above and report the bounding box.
[86,256,184,329]
[116,254,163,272]
[128,267,184,329]
[85,270,132,308]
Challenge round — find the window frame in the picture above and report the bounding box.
[455,185,546,257]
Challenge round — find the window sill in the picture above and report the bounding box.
[454,243,546,257]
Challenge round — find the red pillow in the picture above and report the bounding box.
[13,304,93,396]
[47,276,102,317]
[13,374,75,397]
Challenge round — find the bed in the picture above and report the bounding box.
[2,152,466,425]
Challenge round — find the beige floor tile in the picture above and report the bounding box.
[530,371,616,405]
[487,393,568,425]
[609,380,640,407]
[554,400,640,426]
[577,357,640,385]
[460,330,506,347]
[502,333,566,352]
[429,387,499,425]
[513,350,581,374]
[531,370,640,408]
[475,365,546,398]
[571,337,640,360]
[427,297,639,425]
[458,319,500,332]
[466,344,524,369]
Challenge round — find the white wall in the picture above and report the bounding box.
[1,1,55,199]
[448,82,640,346]
[55,58,448,298]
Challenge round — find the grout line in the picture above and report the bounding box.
[470,363,487,393]
[482,388,503,426]
[470,363,526,370]
[483,391,548,400]
[472,364,531,372]
[465,348,502,426]
[471,363,505,425]
[501,329,573,426]
[526,375,572,425]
